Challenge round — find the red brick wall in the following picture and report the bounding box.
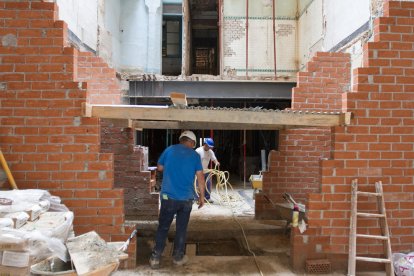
[100,121,159,220]
[77,48,159,220]
[0,0,134,249]
[256,52,350,219]
[290,1,414,272]
[77,52,123,105]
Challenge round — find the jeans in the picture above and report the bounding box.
[204,172,212,200]
[152,198,193,259]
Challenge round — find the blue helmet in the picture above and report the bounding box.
[204,138,214,148]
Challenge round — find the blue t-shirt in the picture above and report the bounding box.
[158,144,203,200]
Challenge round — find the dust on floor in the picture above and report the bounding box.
[115,186,386,276]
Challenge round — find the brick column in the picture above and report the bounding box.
[256,52,350,219]
[290,1,414,272]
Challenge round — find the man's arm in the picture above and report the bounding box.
[210,150,220,168]
[196,170,205,209]
[157,164,164,172]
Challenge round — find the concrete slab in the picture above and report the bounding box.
[124,185,386,275]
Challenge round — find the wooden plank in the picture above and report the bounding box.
[356,234,388,240]
[356,212,385,218]
[83,104,349,128]
[186,244,197,256]
[101,119,131,128]
[170,92,187,107]
[355,256,391,263]
[356,191,381,197]
[348,179,357,276]
[376,181,394,276]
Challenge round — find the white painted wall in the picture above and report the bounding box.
[297,0,372,71]
[222,0,297,79]
[144,0,163,74]
[323,0,370,51]
[297,0,323,70]
[119,0,148,73]
[100,0,122,68]
[119,0,162,74]
[52,0,396,79]
[56,0,98,51]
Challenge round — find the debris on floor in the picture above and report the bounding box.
[0,189,126,275]
[66,231,123,275]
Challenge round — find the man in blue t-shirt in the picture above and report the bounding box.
[149,130,205,269]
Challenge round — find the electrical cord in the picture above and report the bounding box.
[194,166,264,276]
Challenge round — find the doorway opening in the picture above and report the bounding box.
[135,98,290,184]
[189,0,219,75]
[137,128,278,185]
[162,16,182,75]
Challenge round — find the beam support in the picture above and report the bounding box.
[83,103,351,130]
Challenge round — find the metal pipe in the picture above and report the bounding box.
[243,129,246,189]
[218,0,223,75]
[210,99,214,140]
[245,0,249,78]
[272,0,277,78]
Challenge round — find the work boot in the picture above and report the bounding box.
[173,255,188,266]
[149,256,160,269]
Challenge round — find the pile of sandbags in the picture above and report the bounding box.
[0,189,73,275]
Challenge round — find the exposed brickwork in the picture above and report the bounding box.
[77,51,123,105]
[0,1,139,267]
[100,121,158,220]
[76,34,158,220]
[256,52,350,219]
[288,1,414,272]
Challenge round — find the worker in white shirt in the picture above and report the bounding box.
[195,138,220,203]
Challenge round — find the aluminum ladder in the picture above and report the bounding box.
[347,179,394,276]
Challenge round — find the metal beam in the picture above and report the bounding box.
[131,120,289,130]
[128,81,294,99]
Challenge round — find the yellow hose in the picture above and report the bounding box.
[193,166,264,276]
[194,165,242,205]
[0,150,18,190]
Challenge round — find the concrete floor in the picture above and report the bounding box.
[114,181,387,276]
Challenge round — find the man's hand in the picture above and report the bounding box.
[198,198,205,209]
[196,170,205,209]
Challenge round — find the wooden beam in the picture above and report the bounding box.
[101,118,132,128]
[83,104,350,129]
[170,92,187,107]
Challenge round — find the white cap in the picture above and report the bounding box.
[179,130,196,143]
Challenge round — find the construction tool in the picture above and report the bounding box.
[347,179,394,276]
[282,193,297,205]
[0,150,18,189]
[119,229,138,252]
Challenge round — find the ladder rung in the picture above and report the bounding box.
[356,234,389,240]
[357,191,381,197]
[357,212,385,218]
[356,256,391,263]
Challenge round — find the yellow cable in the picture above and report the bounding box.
[193,166,264,276]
